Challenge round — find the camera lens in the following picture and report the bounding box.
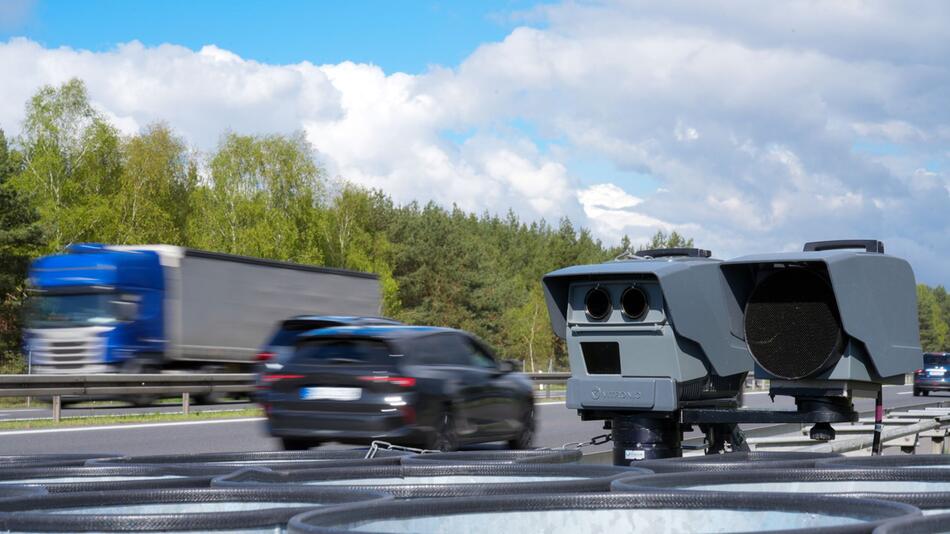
[621,287,649,320]
[585,287,611,320]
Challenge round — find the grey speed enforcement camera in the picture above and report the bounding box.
[543,247,752,462]
[542,247,750,414]
[543,240,922,464]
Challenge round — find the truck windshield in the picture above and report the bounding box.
[26,293,118,328]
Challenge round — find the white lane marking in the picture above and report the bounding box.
[0,418,265,437]
[744,391,770,395]
[897,391,913,395]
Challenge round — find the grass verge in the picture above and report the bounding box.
[0,407,264,431]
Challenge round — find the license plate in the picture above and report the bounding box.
[299,387,362,401]
[927,368,946,377]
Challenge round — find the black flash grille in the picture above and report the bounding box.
[744,268,844,380]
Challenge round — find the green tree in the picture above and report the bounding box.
[638,229,694,251]
[190,132,326,262]
[0,129,44,369]
[918,284,949,352]
[932,286,950,339]
[113,123,195,244]
[13,79,122,252]
[502,285,553,372]
[322,184,399,316]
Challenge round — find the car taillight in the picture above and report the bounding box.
[255,351,276,362]
[358,375,416,387]
[261,373,304,383]
[915,369,924,374]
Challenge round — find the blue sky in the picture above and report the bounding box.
[0,1,948,283]
[1,0,547,74]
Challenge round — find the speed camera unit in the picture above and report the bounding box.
[542,240,922,463]
[542,248,751,415]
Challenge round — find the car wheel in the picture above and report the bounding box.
[281,437,318,451]
[428,408,460,452]
[923,390,930,396]
[507,404,535,450]
[913,388,920,397]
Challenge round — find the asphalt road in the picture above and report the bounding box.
[0,384,938,456]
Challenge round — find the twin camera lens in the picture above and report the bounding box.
[584,286,648,321]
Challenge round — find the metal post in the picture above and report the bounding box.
[182,392,190,415]
[871,388,884,455]
[611,413,682,465]
[26,350,31,408]
[52,395,61,422]
[932,435,944,455]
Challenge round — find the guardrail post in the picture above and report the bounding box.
[182,392,190,415]
[931,434,944,455]
[52,395,61,422]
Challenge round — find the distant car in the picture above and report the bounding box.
[914,352,950,396]
[260,325,535,451]
[255,316,402,370]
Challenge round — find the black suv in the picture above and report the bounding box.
[914,352,950,396]
[260,325,535,451]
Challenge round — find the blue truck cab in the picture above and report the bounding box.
[24,244,165,373]
[23,243,384,375]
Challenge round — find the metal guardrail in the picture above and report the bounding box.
[746,403,950,455]
[0,373,257,397]
[526,372,571,384]
[0,373,257,421]
[0,372,573,422]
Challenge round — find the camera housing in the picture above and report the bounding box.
[719,239,921,397]
[542,248,751,416]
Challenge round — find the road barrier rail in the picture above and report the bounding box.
[0,373,257,397]
[746,403,950,455]
[0,372,572,422]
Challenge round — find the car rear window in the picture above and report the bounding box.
[293,338,392,365]
[924,353,950,367]
[268,320,341,346]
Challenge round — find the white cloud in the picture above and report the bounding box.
[1,0,949,283]
[577,183,684,244]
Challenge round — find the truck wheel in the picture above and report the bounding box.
[913,388,920,396]
[194,393,226,405]
[195,365,228,405]
[281,438,319,451]
[507,404,535,450]
[121,357,160,407]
